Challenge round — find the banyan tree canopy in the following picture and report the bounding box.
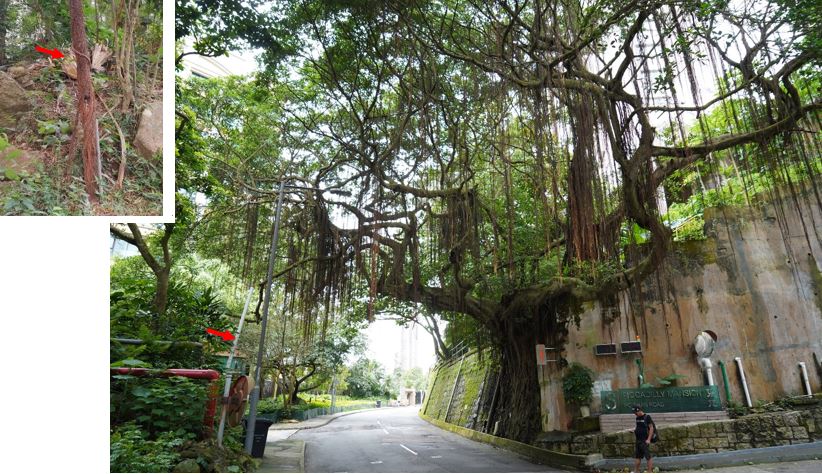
[178,0,821,442]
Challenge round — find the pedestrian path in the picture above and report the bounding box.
[694,459,822,472]
[257,439,304,473]
[597,440,822,471]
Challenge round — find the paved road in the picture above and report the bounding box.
[293,406,563,472]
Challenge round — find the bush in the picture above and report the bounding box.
[111,376,208,437]
[562,363,595,406]
[110,423,189,473]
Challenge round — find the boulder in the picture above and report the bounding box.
[134,101,163,159]
[1,147,42,179]
[172,459,201,473]
[0,71,33,129]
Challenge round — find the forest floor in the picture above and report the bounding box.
[0,53,162,216]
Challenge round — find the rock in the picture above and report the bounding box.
[1,147,42,179]
[134,101,163,159]
[0,71,33,129]
[172,459,201,473]
[8,66,27,79]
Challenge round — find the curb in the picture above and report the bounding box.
[269,406,392,431]
[594,440,822,471]
[419,412,602,471]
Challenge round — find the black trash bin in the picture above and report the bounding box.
[376,400,381,408]
[242,418,276,458]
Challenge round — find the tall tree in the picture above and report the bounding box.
[110,223,176,319]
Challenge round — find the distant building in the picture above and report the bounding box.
[178,42,258,80]
[399,324,421,372]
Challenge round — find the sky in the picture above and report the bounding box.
[364,318,438,374]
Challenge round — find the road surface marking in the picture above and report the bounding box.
[377,420,382,426]
[400,444,418,456]
[370,461,383,464]
[382,428,389,434]
[431,456,442,459]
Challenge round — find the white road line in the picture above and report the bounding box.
[370,461,383,464]
[399,444,418,456]
[431,456,442,459]
[382,428,389,434]
[377,420,382,426]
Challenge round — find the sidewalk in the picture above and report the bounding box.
[595,440,822,471]
[257,439,304,473]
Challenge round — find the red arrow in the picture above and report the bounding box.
[206,328,235,341]
[35,45,64,59]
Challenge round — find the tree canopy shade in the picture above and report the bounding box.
[177,0,821,442]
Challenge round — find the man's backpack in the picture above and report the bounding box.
[645,415,660,443]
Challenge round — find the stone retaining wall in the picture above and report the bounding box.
[600,411,729,432]
[537,407,822,458]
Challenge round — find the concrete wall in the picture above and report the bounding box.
[539,194,822,431]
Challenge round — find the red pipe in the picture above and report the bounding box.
[111,368,220,379]
[111,368,221,437]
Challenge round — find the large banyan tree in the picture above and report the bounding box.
[179,0,821,442]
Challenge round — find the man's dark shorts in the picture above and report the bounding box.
[635,440,652,460]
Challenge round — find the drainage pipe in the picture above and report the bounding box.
[699,357,715,386]
[718,360,732,404]
[216,286,255,446]
[799,362,813,397]
[734,357,753,407]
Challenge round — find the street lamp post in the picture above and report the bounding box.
[243,180,323,454]
[244,180,286,454]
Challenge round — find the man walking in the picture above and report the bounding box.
[632,405,655,472]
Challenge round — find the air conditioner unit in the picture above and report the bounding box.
[594,343,618,356]
[620,341,643,353]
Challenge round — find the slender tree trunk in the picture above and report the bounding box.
[68,0,100,203]
[0,0,8,65]
[152,268,170,323]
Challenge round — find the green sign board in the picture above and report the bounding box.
[600,385,722,414]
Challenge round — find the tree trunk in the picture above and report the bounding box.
[0,0,8,65]
[68,0,100,203]
[152,268,170,320]
[491,317,542,443]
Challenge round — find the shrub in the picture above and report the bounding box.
[110,423,189,473]
[111,376,208,437]
[562,363,595,406]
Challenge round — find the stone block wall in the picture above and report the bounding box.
[537,407,821,457]
[422,350,497,430]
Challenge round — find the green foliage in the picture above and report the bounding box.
[562,363,595,406]
[110,255,233,353]
[110,376,208,437]
[110,423,188,473]
[655,373,687,387]
[345,357,392,399]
